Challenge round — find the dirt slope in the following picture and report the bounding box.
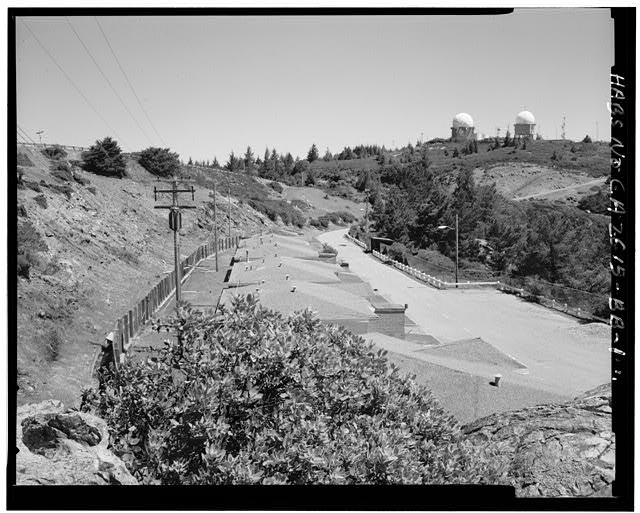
[473,163,606,205]
[15,144,273,406]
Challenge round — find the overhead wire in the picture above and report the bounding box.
[17,125,38,145]
[94,16,167,147]
[65,17,155,147]
[19,19,130,151]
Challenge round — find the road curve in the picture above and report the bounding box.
[318,228,610,396]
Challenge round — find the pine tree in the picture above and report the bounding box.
[82,136,126,178]
[213,157,220,168]
[244,146,255,174]
[323,148,332,161]
[188,157,193,166]
[307,143,319,163]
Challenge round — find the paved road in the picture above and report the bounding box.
[513,177,607,201]
[319,229,610,396]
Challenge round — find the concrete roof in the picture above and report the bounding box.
[221,280,377,321]
[235,235,318,260]
[228,255,341,285]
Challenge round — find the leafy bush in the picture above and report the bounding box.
[50,161,74,182]
[577,189,608,214]
[248,199,305,227]
[290,199,310,211]
[321,243,337,255]
[268,181,284,194]
[42,145,67,160]
[84,296,501,485]
[138,147,181,177]
[82,137,126,178]
[34,194,48,209]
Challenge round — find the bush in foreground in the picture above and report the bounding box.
[82,137,126,178]
[83,295,502,485]
[138,147,181,177]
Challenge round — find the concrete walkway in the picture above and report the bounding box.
[320,229,610,396]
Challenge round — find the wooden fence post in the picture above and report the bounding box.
[122,315,130,349]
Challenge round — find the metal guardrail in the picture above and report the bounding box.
[110,235,239,367]
[17,142,89,151]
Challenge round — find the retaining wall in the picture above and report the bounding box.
[110,235,239,367]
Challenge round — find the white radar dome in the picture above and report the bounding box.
[452,113,474,129]
[515,111,535,125]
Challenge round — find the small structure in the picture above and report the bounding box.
[368,236,394,253]
[451,113,476,142]
[514,110,536,138]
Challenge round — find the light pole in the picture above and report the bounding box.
[36,130,44,146]
[437,213,459,287]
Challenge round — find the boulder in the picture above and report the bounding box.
[15,400,137,485]
[463,383,613,497]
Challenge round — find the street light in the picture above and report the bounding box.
[36,130,44,146]
[437,213,459,288]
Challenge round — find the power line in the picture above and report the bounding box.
[65,17,155,147]
[20,19,130,151]
[17,125,38,145]
[94,16,167,147]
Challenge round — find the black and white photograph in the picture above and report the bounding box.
[8,6,633,509]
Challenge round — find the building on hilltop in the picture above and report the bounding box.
[451,113,476,142]
[514,110,536,138]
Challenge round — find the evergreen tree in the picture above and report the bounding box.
[502,131,511,148]
[323,148,332,161]
[225,151,241,172]
[283,152,295,176]
[244,146,255,173]
[213,157,220,168]
[188,157,193,166]
[307,143,319,163]
[139,147,181,177]
[82,136,126,178]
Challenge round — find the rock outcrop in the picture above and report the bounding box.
[15,400,137,485]
[463,383,614,497]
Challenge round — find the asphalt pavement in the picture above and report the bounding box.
[319,228,610,396]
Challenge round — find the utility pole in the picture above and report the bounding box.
[153,176,196,308]
[227,183,232,238]
[213,182,219,272]
[596,121,599,141]
[455,213,459,288]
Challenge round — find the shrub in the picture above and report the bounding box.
[51,161,74,182]
[25,181,42,193]
[34,194,48,209]
[83,296,501,485]
[82,137,126,178]
[321,243,337,255]
[138,147,181,177]
[582,135,593,144]
[18,220,47,254]
[42,145,67,160]
[268,181,284,194]
[87,186,97,195]
[17,152,34,167]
